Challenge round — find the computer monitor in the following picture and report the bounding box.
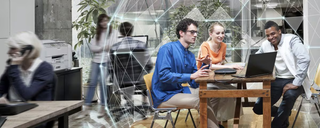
[117,35,148,47]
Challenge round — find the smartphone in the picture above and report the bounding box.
[20,45,33,56]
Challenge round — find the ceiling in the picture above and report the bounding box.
[107,0,303,14]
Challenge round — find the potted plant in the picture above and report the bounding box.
[73,0,115,50]
[164,0,243,59]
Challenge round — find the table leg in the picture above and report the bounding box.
[263,81,271,128]
[58,113,68,128]
[233,83,242,128]
[200,82,207,128]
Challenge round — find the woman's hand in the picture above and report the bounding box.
[10,50,29,65]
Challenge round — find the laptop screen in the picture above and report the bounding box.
[245,52,277,77]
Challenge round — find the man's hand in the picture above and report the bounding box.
[196,55,211,65]
[10,50,29,65]
[0,94,9,104]
[282,83,299,95]
[190,65,211,79]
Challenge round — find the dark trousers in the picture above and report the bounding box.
[252,78,304,128]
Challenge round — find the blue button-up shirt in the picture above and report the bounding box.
[151,40,199,108]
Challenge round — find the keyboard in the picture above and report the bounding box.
[0,103,38,116]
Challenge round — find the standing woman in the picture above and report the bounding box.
[197,22,243,122]
[76,14,117,119]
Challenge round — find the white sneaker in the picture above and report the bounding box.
[75,105,91,119]
[97,106,107,118]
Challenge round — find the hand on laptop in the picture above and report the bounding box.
[229,64,244,70]
[282,83,298,95]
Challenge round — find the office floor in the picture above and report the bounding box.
[57,81,320,128]
[54,94,320,128]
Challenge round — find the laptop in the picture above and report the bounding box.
[232,52,277,78]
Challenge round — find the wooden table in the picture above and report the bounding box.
[195,70,275,128]
[2,101,83,128]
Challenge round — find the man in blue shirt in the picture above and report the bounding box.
[151,18,220,128]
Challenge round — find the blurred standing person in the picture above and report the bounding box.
[76,14,117,119]
[0,31,55,127]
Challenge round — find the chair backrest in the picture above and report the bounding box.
[143,73,154,107]
[52,73,59,101]
[314,63,320,86]
[110,49,149,88]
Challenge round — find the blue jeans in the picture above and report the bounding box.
[85,62,108,106]
[252,78,304,128]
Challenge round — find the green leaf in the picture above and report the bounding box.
[74,43,78,50]
[92,9,98,24]
[98,8,106,14]
[77,4,88,12]
[88,38,92,44]
[75,25,79,30]
[92,0,99,5]
[77,31,85,39]
[84,31,89,38]
[86,8,94,21]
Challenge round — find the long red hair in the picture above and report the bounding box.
[96,14,112,42]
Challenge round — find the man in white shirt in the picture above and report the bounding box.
[252,21,310,128]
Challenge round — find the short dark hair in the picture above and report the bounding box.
[176,18,198,39]
[119,22,134,36]
[264,21,280,31]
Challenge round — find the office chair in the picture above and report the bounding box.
[292,64,320,128]
[52,73,59,101]
[144,73,197,128]
[109,49,151,122]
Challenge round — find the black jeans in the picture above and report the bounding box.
[252,78,304,128]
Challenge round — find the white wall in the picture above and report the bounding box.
[257,8,283,29]
[0,0,35,74]
[304,0,320,79]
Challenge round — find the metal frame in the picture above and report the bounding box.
[292,93,320,128]
[147,91,197,128]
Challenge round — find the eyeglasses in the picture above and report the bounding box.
[186,30,198,35]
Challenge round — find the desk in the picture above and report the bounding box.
[2,101,83,128]
[195,70,275,128]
